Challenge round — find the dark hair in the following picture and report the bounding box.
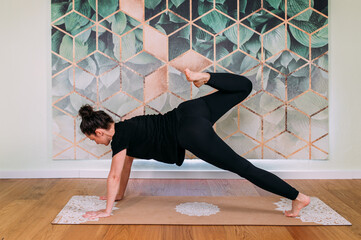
[78,104,114,135]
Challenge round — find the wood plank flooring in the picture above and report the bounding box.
[0,179,360,240]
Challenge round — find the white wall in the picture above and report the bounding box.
[0,0,360,178]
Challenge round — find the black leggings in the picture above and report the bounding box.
[175,72,299,200]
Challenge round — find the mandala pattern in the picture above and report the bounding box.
[273,197,351,225]
[52,196,119,224]
[175,202,220,216]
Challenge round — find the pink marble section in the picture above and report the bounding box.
[144,65,168,103]
[144,25,168,62]
[170,50,213,73]
[121,0,144,21]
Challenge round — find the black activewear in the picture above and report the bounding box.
[111,108,185,166]
[175,72,299,200]
[111,72,300,200]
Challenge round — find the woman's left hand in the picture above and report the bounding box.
[82,209,111,219]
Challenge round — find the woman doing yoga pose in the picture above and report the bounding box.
[79,69,310,220]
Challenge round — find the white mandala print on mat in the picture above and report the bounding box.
[273,197,351,225]
[53,196,119,224]
[175,202,220,216]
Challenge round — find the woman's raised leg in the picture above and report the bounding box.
[185,69,253,125]
[179,69,311,217]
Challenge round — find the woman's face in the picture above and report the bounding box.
[86,132,111,146]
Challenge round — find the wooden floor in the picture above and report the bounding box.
[0,178,360,240]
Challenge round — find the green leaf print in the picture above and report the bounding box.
[171,0,186,8]
[145,0,162,10]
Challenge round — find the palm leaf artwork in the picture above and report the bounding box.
[52,0,328,160]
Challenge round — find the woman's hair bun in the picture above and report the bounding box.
[78,104,94,118]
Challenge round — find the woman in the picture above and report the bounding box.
[80,69,310,220]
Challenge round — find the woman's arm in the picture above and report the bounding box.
[98,155,134,200]
[83,149,127,219]
[116,155,134,199]
[105,149,127,213]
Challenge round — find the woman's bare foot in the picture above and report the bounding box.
[99,195,123,201]
[285,192,311,217]
[184,68,210,88]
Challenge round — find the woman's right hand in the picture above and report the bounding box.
[99,195,123,201]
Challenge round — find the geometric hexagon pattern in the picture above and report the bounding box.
[52,0,328,160]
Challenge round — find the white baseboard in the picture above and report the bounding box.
[0,169,361,179]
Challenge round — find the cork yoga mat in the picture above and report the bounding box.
[52,195,351,226]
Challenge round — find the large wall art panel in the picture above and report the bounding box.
[51,0,328,160]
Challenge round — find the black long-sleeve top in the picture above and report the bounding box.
[110,108,185,166]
